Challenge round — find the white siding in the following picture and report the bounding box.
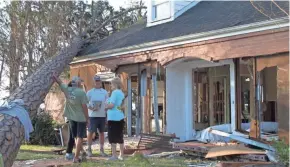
[174,1,194,14]
[166,67,187,141]
[166,62,193,141]
[147,0,200,27]
[153,1,171,21]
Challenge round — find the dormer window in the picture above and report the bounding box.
[152,1,171,21]
[147,0,199,27]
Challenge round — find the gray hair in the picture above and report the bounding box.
[111,77,122,89]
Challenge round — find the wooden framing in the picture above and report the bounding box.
[147,77,152,133]
[249,58,260,139]
[235,59,242,131]
[256,53,289,143]
[152,74,160,133]
[136,63,142,136]
[127,76,132,136]
[162,68,167,133]
[208,69,214,126]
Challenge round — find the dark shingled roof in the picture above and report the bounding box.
[79,1,289,56]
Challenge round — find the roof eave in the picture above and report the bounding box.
[72,17,289,65]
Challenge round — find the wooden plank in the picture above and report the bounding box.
[205,144,265,158]
[147,77,152,133]
[238,154,267,162]
[162,68,166,133]
[249,58,260,138]
[152,74,160,133]
[235,59,242,130]
[137,133,177,150]
[140,133,179,139]
[208,68,214,126]
[217,162,274,167]
[136,64,142,135]
[127,76,132,136]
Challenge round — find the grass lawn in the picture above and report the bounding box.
[69,154,201,167]
[16,151,59,161]
[20,144,61,151]
[15,145,215,167]
[16,144,62,161]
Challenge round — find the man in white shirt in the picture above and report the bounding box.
[86,75,108,157]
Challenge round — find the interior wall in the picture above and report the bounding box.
[257,53,289,143]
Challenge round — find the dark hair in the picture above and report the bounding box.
[68,81,72,87]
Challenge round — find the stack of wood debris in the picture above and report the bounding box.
[171,128,286,167]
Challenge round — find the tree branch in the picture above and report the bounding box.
[89,6,146,39]
[250,0,272,19]
[272,0,289,16]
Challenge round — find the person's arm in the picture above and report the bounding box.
[105,91,116,110]
[52,73,69,98]
[81,92,89,123]
[52,73,63,86]
[82,104,89,122]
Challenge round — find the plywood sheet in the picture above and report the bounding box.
[205,144,265,158]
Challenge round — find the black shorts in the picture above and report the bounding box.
[68,120,87,138]
[88,117,106,133]
[108,119,124,144]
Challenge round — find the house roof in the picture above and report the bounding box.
[78,1,289,57]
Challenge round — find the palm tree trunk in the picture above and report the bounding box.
[1,37,84,167]
[1,6,145,166]
[0,113,24,167]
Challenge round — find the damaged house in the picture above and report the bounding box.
[70,1,289,143]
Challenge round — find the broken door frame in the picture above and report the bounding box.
[191,60,236,132]
[165,58,237,141]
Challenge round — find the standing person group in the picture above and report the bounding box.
[53,74,125,163]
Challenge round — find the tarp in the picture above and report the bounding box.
[193,122,278,143]
[0,99,33,141]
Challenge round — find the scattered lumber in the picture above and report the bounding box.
[137,133,179,151]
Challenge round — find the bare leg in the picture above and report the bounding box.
[87,131,93,150]
[119,144,124,159]
[111,144,117,158]
[86,131,93,156]
[99,132,105,152]
[74,137,83,160]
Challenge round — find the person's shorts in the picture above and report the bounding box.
[107,119,124,144]
[88,117,106,133]
[68,120,87,138]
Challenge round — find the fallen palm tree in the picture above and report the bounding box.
[0,6,145,167]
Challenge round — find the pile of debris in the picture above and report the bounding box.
[127,124,286,167]
[171,123,284,167]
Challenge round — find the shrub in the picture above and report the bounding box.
[29,112,58,145]
[272,138,290,166]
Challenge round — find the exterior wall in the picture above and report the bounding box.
[257,53,289,143]
[166,64,191,141]
[83,28,288,70]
